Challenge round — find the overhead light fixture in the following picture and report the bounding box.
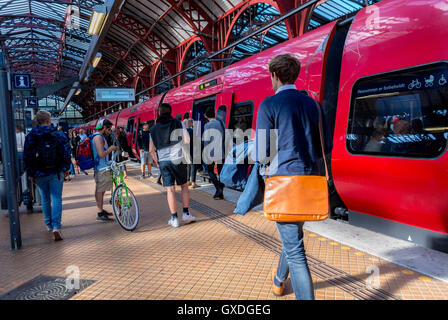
[88,5,107,35]
[75,89,81,95]
[92,52,102,68]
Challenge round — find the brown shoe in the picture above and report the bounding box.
[271,269,284,296]
[53,230,63,241]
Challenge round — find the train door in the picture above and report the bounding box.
[126,117,135,158]
[192,95,216,138]
[132,116,141,159]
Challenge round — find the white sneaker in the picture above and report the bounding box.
[182,213,196,224]
[168,216,179,228]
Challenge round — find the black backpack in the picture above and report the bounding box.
[36,132,63,172]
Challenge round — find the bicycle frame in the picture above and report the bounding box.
[110,162,131,208]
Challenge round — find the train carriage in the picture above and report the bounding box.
[82,0,448,252]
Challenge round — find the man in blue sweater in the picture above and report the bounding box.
[24,110,72,241]
[256,54,321,300]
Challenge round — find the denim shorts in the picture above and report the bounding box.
[140,150,152,165]
[159,161,187,187]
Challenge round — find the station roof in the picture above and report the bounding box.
[0,0,104,89]
[0,0,380,116]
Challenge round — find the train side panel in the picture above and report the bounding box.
[222,22,337,133]
[332,0,448,234]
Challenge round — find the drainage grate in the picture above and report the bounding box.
[187,198,399,300]
[0,275,95,300]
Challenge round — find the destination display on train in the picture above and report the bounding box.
[355,64,448,98]
[198,79,218,90]
[95,88,135,102]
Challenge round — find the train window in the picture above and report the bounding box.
[229,101,253,131]
[347,63,448,158]
[183,112,190,120]
[175,114,182,121]
[217,105,227,125]
[126,117,134,133]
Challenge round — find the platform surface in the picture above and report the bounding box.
[1,166,447,300]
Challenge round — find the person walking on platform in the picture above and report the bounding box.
[113,127,129,179]
[16,124,26,176]
[149,103,196,228]
[70,130,81,176]
[77,129,89,175]
[256,54,317,300]
[185,119,199,188]
[79,128,87,142]
[92,119,118,222]
[23,110,71,241]
[137,122,153,179]
[203,107,226,199]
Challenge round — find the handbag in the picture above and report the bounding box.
[263,100,329,222]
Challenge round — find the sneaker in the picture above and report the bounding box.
[53,229,63,241]
[213,190,224,200]
[140,174,145,180]
[168,216,179,228]
[182,213,196,224]
[271,269,285,297]
[96,213,114,222]
[147,173,153,178]
[102,209,113,216]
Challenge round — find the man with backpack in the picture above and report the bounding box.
[23,110,71,241]
[92,119,118,221]
[149,103,196,228]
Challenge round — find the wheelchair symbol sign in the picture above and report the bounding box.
[12,73,31,90]
[27,97,38,108]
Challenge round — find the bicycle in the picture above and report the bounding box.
[100,157,139,231]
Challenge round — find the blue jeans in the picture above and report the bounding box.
[275,222,314,300]
[36,173,64,230]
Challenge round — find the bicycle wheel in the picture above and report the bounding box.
[112,184,139,231]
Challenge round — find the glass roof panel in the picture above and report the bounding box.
[309,0,381,31]
[0,0,103,89]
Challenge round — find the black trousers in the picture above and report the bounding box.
[207,163,223,193]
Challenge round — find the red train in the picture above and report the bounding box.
[78,0,448,252]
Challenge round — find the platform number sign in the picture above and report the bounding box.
[12,73,32,90]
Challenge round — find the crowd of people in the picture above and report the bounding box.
[20,54,323,300]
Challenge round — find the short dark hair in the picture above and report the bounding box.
[268,53,301,84]
[205,107,215,119]
[159,103,172,115]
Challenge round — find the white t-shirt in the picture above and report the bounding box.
[151,123,186,162]
[16,132,26,152]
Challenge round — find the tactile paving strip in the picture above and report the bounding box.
[185,197,400,300]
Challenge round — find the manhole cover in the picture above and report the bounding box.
[0,275,95,300]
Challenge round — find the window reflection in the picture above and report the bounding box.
[348,64,448,158]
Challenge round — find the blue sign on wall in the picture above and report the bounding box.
[12,73,32,90]
[27,97,39,108]
[95,88,135,102]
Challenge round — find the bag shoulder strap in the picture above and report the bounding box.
[313,100,329,181]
